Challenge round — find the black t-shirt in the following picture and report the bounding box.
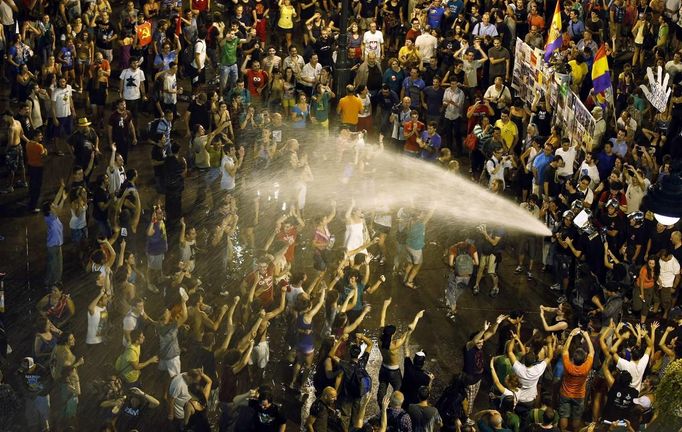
[647,224,672,256]
[626,223,648,251]
[402,357,431,407]
[116,399,149,431]
[188,101,210,131]
[69,128,98,167]
[598,212,627,252]
[309,398,343,432]
[602,383,638,422]
[365,64,383,92]
[164,156,185,192]
[314,37,334,67]
[93,186,110,222]
[151,145,167,178]
[109,110,133,144]
[248,399,287,432]
[556,225,579,256]
[372,90,400,111]
[96,21,115,50]
[543,165,561,198]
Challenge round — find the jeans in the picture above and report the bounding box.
[377,366,402,405]
[446,273,470,308]
[220,63,239,90]
[27,165,43,209]
[45,245,63,287]
[442,117,463,154]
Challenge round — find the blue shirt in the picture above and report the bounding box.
[532,152,553,186]
[610,138,628,158]
[446,0,464,17]
[427,6,446,29]
[45,214,64,247]
[153,51,177,71]
[419,131,442,160]
[597,151,617,181]
[406,221,426,250]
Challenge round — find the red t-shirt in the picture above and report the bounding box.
[246,264,275,306]
[403,120,424,153]
[191,0,209,12]
[246,69,268,97]
[467,105,491,133]
[276,226,298,263]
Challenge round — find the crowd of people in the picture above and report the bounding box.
[0,0,681,431]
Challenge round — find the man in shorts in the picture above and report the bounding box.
[1,110,27,193]
[473,223,504,297]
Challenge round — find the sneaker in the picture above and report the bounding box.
[473,285,480,295]
[15,181,27,188]
[55,151,65,157]
[542,265,551,273]
[527,271,533,280]
[490,288,499,298]
[557,295,568,304]
[0,187,14,194]
[550,283,561,291]
[219,289,230,297]
[147,284,160,294]
[31,208,40,214]
[514,265,524,274]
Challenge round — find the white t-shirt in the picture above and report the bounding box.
[512,360,547,403]
[658,256,681,287]
[86,305,107,345]
[415,33,438,61]
[577,185,595,206]
[163,73,178,104]
[486,157,513,188]
[362,30,384,57]
[51,86,74,118]
[577,161,600,189]
[0,1,14,26]
[220,154,236,191]
[191,39,206,70]
[168,373,192,419]
[555,147,577,176]
[300,62,322,87]
[616,354,649,391]
[122,311,139,346]
[120,68,146,100]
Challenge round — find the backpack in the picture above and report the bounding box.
[345,361,372,399]
[142,118,162,141]
[454,247,474,276]
[464,132,478,152]
[386,410,409,432]
[435,385,465,425]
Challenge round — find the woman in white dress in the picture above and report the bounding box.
[344,199,370,260]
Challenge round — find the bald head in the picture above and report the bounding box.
[390,390,404,408]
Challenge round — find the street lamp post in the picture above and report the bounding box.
[334,0,352,98]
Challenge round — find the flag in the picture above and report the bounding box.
[175,16,182,36]
[592,44,612,95]
[544,1,562,63]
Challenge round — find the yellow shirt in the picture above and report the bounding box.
[120,344,140,383]
[568,60,588,86]
[278,5,295,29]
[494,119,518,150]
[338,95,363,125]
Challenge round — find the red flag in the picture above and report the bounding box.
[175,16,182,36]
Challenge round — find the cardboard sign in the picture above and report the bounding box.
[640,66,672,112]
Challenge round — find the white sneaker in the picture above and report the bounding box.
[550,283,561,291]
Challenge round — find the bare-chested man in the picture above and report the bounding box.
[187,292,229,343]
[1,110,28,193]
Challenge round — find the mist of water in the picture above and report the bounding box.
[267,135,552,237]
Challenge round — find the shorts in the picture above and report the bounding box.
[632,287,656,313]
[406,246,423,265]
[278,26,294,34]
[158,355,181,377]
[51,116,74,138]
[479,254,497,274]
[558,395,585,420]
[70,226,88,243]
[89,84,108,106]
[518,236,540,261]
[147,253,165,270]
[282,97,295,109]
[660,286,673,309]
[5,145,24,172]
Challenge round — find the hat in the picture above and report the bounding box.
[21,357,35,370]
[77,117,92,127]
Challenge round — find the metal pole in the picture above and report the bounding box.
[334,0,352,98]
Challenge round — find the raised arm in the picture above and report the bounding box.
[490,357,508,395]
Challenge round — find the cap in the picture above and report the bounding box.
[21,357,35,370]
